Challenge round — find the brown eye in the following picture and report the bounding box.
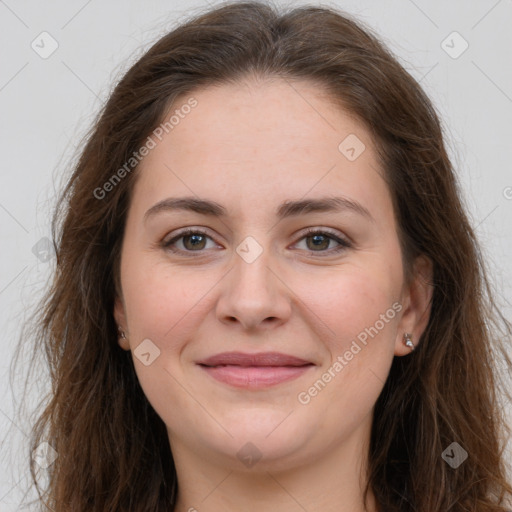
[295,229,351,255]
[162,229,217,254]
[181,233,207,250]
[305,233,331,251]
[162,228,351,257]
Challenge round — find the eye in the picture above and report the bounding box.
[161,227,351,256]
[293,228,351,255]
[162,228,218,254]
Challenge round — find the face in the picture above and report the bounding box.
[114,77,432,472]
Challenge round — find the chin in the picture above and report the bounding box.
[201,416,317,470]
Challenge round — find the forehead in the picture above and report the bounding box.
[131,77,391,224]
[166,77,368,162]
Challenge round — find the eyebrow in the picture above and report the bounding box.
[144,195,374,223]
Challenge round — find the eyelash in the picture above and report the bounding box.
[161,227,352,257]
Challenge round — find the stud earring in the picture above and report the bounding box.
[117,325,127,339]
[403,332,415,351]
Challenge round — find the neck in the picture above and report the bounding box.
[170,420,378,512]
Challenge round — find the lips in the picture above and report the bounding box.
[198,351,313,367]
[197,351,314,388]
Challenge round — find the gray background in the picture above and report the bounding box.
[1,0,511,509]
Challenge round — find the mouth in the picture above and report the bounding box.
[197,351,315,389]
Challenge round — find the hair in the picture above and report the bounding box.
[11,1,512,511]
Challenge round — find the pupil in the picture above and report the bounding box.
[310,234,328,250]
[186,234,204,249]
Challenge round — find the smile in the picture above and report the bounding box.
[197,351,315,389]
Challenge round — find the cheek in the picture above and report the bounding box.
[299,267,400,394]
[123,265,205,348]
[301,263,401,343]
[120,263,208,419]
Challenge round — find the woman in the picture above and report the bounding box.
[14,1,512,510]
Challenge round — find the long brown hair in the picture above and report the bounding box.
[12,1,512,510]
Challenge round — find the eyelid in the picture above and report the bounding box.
[297,226,352,245]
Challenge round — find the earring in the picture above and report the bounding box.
[117,325,127,339]
[403,332,415,351]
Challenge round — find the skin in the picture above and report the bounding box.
[114,76,433,512]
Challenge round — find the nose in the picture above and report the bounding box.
[215,243,292,332]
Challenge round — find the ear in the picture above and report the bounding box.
[114,295,130,351]
[394,254,434,356]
